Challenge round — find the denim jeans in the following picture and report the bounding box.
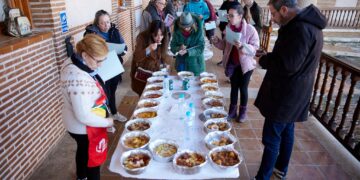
[255,119,295,180]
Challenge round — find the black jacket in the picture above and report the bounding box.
[84,23,127,63]
[254,5,327,123]
[218,0,240,32]
[243,1,262,34]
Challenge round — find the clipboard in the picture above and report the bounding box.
[225,26,242,45]
[97,50,125,81]
[106,43,126,54]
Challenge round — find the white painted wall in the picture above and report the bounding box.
[135,9,142,28]
[65,0,112,28]
[335,0,358,7]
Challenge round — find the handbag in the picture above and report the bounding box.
[134,67,153,82]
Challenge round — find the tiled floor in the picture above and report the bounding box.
[30,43,357,180]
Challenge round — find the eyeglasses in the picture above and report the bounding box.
[87,52,106,64]
[156,1,167,6]
[227,14,239,18]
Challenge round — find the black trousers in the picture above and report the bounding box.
[69,132,100,180]
[230,66,253,106]
[105,74,122,115]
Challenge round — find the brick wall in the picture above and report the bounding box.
[0,37,62,179]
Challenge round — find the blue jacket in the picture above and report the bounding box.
[183,0,210,24]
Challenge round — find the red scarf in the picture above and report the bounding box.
[181,29,192,38]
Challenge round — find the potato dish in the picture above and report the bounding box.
[127,122,150,131]
[123,153,151,169]
[211,136,233,146]
[136,111,157,118]
[145,94,162,99]
[125,135,150,148]
[176,152,206,167]
[210,113,226,118]
[207,122,229,131]
[211,151,240,166]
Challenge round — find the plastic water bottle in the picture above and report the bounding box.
[183,111,192,149]
[163,75,169,98]
[188,103,196,123]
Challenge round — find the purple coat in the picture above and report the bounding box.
[213,19,259,77]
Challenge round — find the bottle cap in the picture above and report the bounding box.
[186,111,191,117]
[179,93,185,99]
[189,103,194,108]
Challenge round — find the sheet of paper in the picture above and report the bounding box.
[107,43,126,55]
[204,21,216,30]
[164,14,175,27]
[217,10,228,22]
[225,26,242,45]
[97,50,124,81]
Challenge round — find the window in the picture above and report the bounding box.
[2,0,32,25]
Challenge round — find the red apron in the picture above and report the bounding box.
[87,80,109,167]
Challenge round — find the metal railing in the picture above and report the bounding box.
[260,7,360,29]
[310,53,360,160]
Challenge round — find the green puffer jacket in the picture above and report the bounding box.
[170,14,205,76]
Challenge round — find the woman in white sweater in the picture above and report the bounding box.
[61,34,113,180]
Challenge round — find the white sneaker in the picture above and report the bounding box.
[113,112,127,122]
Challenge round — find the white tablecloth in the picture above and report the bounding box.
[108,77,239,179]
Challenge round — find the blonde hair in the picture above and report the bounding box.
[76,34,108,57]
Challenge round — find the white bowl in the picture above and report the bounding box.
[147,76,164,84]
[204,91,224,99]
[137,99,160,110]
[144,83,163,91]
[152,71,168,77]
[204,118,232,133]
[149,139,178,163]
[120,149,152,175]
[142,90,163,101]
[177,71,194,80]
[204,131,237,150]
[133,107,158,121]
[202,97,225,110]
[200,77,218,85]
[202,108,228,121]
[172,150,207,175]
[201,83,219,93]
[208,146,243,171]
[120,131,151,150]
[125,119,152,132]
[200,72,216,78]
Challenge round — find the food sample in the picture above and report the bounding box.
[203,86,218,91]
[154,143,177,157]
[207,100,223,107]
[207,122,229,131]
[135,111,157,118]
[201,79,217,84]
[127,122,150,131]
[144,93,162,99]
[123,153,151,169]
[124,135,150,148]
[210,113,226,118]
[150,79,163,83]
[176,153,206,167]
[211,136,233,146]
[139,102,158,108]
[208,95,223,99]
[147,86,163,91]
[211,151,240,166]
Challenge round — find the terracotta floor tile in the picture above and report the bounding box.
[286,165,300,179]
[246,164,260,178]
[292,165,325,180]
[242,150,263,164]
[295,122,307,129]
[298,140,326,152]
[295,129,315,140]
[232,120,252,129]
[247,110,264,120]
[250,120,265,129]
[292,139,304,152]
[290,151,313,165]
[239,139,263,151]
[308,152,335,165]
[235,129,257,139]
[239,163,250,179]
[253,129,263,139]
[318,165,352,180]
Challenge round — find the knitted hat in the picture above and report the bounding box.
[178,12,194,28]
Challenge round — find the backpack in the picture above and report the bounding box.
[4,7,32,37]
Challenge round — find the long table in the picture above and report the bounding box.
[108,76,239,179]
